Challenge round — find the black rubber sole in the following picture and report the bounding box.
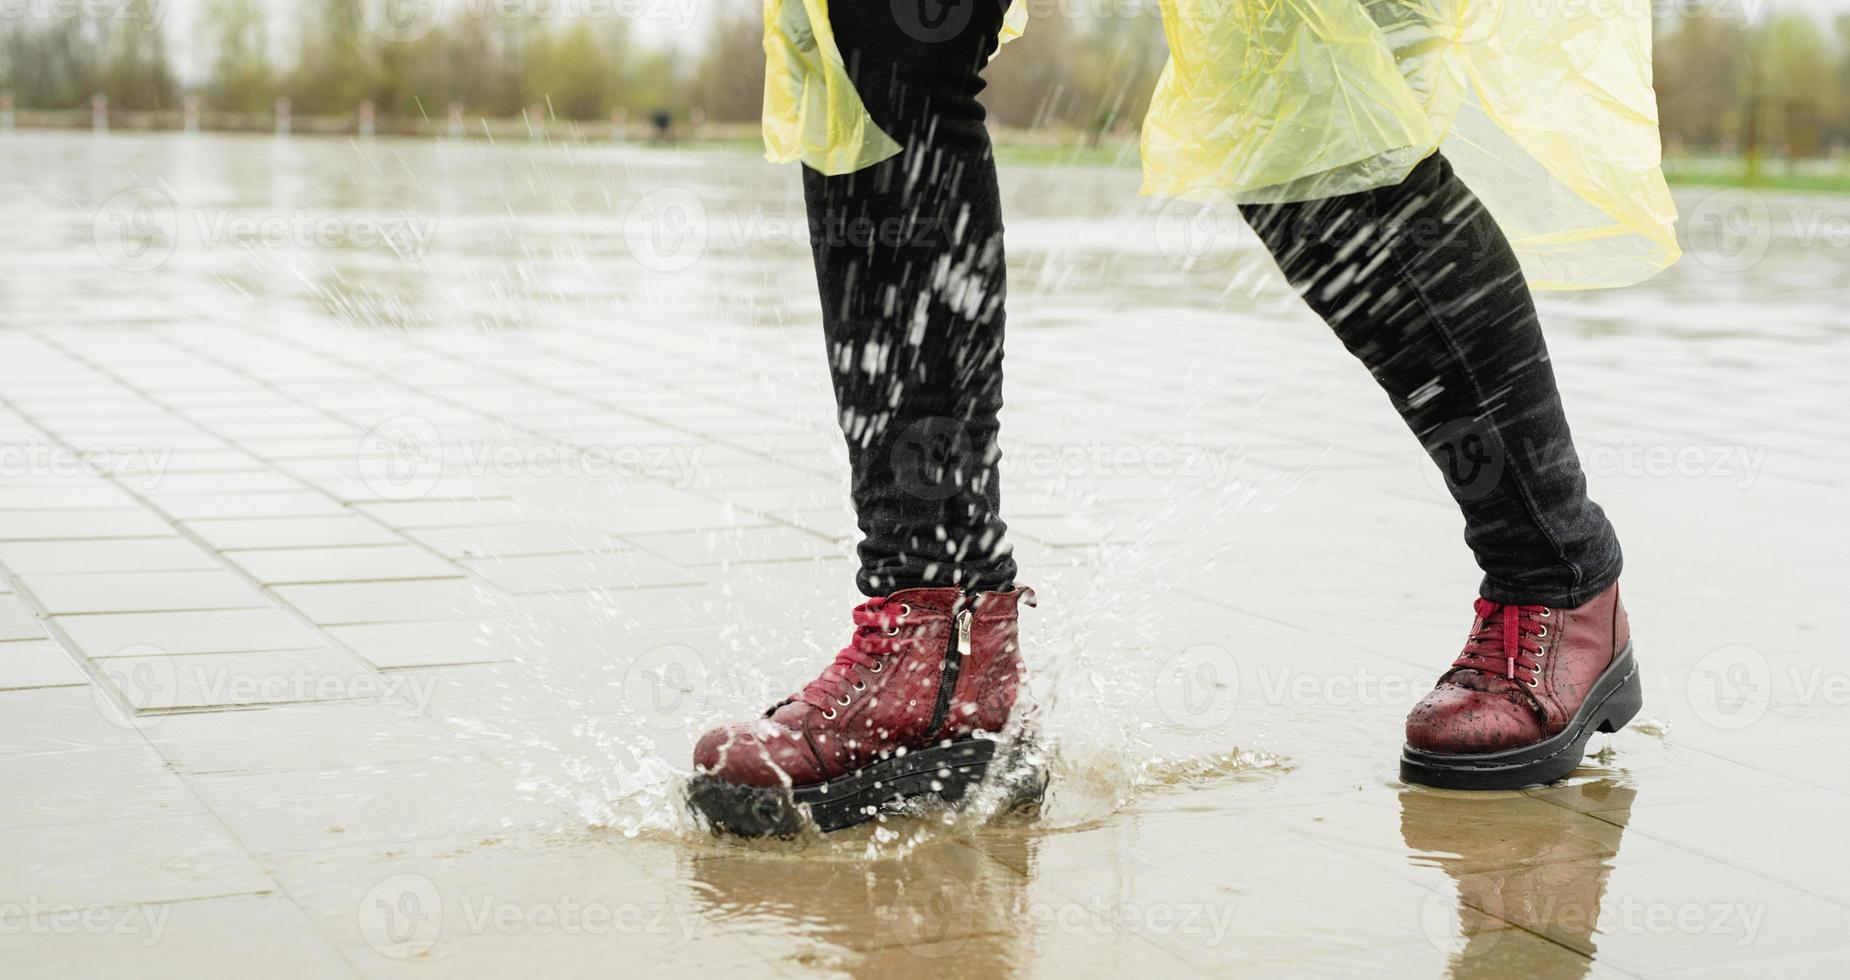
[1400,644,1643,791]
[686,735,1046,838]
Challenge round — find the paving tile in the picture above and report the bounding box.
[96,647,381,711]
[223,545,464,585]
[0,594,49,641]
[0,537,225,574]
[19,570,267,615]
[0,744,203,826]
[145,701,482,775]
[186,516,404,550]
[265,834,779,974]
[406,522,612,559]
[0,640,87,690]
[56,608,326,658]
[0,812,273,905]
[149,492,349,520]
[324,620,514,670]
[0,483,138,509]
[0,509,173,541]
[354,499,535,529]
[187,757,564,855]
[272,580,510,626]
[0,895,358,980]
[0,687,148,755]
[460,551,705,594]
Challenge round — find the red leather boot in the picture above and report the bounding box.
[1401,583,1642,790]
[686,586,1040,836]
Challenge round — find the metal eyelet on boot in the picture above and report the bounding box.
[1525,677,1540,688]
[1539,609,1551,618]
[836,694,852,706]
[868,661,883,674]
[822,708,837,719]
[1537,625,1548,637]
[852,681,867,692]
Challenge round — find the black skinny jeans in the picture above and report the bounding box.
[803,0,1621,607]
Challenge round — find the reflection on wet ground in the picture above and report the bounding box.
[0,132,1847,976]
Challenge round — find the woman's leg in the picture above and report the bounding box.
[803,0,1017,597]
[1239,153,1620,607]
[1243,153,1641,789]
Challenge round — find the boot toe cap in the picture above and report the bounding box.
[1405,685,1546,756]
[692,722,820,788]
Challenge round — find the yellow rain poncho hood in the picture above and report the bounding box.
[761,0,1680,290]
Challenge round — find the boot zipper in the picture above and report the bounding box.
[925,604,973,739]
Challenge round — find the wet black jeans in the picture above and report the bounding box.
[802,0,1621,607]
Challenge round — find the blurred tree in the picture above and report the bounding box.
[1654,7,1746,152]
[0,14,104,108]
[288,0,375,114]
[203,0,272,112]
[684,10,761,121]
[1754,12,1833,158]
[100,0,175,110]
[524,22,615,120]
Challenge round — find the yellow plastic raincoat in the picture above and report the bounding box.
[760,0,1680,290]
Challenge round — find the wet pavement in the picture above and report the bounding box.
[1,130,1847,977]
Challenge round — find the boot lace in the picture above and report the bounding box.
[792,598,914,715]
[1453,598,1551,687]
